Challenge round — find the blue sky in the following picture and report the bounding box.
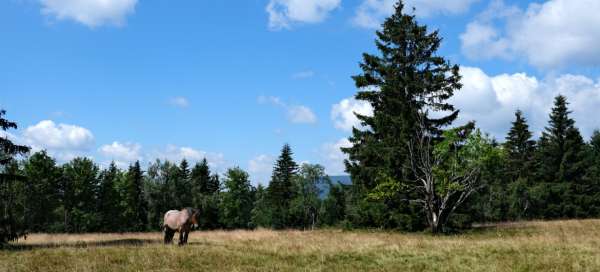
[2,0,600,185]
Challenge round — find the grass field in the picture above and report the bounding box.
[2,220,600,272]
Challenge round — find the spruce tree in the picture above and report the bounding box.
[0,110,30,243]
[176,159,192,207]
[125,161,148,231]
[341,1,461,229]
[534,95,586,218]
[504,110,536,180]
[580,131,600,217]
[191,158,211,196]
[97,162,122,232]
[268,144,298,229]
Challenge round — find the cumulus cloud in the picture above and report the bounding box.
[353,0,478,29]
[98,141,142,166]
[452,66,600,139]
[331,97,373,131]
[319,138,351,175]
[258,95,317,124]
[19,120,95,161]
[40,0,138,28]
[169,96,190,108]
[266,0,341,30]
[152,145,226,172]
[460,0,600,69]
[248,154,276,186]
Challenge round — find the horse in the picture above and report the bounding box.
[162,208,200,245]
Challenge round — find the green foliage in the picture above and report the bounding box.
[251,184,272,228]
[268,144,298,229]
[288,164,325,229]
[22,151,61,232]
[0,110,30,243]
[533,95,587,218]
[342,1,461,230]
[220,167,255,229]
[97,162,123,232]
[319,181,346,227]
[61,157,100,233]
[123,161,148,231]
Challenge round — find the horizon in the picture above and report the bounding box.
[2,0,600,186]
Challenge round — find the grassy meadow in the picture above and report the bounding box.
[2,220,600,271]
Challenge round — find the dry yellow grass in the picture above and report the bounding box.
[2,220,600,271]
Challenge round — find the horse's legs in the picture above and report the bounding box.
[164,228,173,244]
[183,230,189,244]
[178,229,185,246]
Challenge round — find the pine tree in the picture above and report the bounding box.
[125,161,148,231]
[97,162,122,232]
[268,144,298,229]
[341,1,461,229]
[534,95,586,218]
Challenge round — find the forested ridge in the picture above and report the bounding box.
[2,2,600,241]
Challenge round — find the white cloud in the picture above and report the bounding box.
[169,96,190,108]
[259,96,317,124]
[319,138,351,175]
[288,105,317,124]
[248,154,275,186]
[98,141,142,164]
[331,97,373,131]
[353,0,478,28]
[453,66,600,138]
[266,0,341,30]
[19,120,95,162]
[461,0,600,69]
[292,70,315,80]
[40,0,138,28]
[152,145,226,172]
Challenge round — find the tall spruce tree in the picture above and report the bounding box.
[0,110,30,243]
[190,159,220,229]
[191,159,211,197]
[125,161,148,231]
[505,110,536,180]
[341,1,461,229]
[268,144,298,229]
[504,110,536,219]
[97,162,122,232]
[176,159,192,207]
[534,95,586,218]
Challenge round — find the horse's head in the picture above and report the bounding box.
[190,208,200,227]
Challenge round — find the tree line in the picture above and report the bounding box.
[2,1,600,241]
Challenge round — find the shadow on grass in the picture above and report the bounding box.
[2,238,164,251]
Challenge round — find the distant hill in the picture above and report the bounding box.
[318,175,352,198]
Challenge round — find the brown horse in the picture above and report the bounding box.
[162,208,200,245]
